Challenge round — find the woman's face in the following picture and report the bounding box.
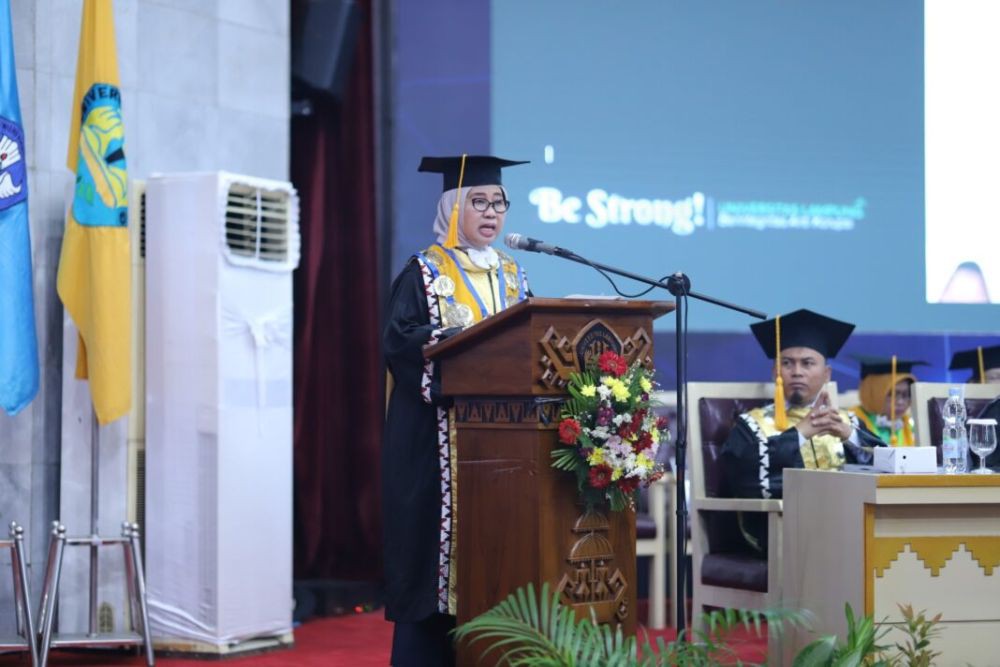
[461,185,507,248]
[882,380,912,417]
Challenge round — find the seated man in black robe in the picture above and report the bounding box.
[721,309,886,552]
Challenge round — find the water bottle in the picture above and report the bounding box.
[942,387,968,473]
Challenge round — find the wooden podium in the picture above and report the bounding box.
[784,469,1000,666]
[426,297,672,663]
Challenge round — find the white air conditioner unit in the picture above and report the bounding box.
[144,172,300,649]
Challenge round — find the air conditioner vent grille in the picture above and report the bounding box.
[224,183,293,265]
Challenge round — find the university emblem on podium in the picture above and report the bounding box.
[573,320,623,371]
[0,116,27,211]
[556,509,628,623]
[538,318,652,390]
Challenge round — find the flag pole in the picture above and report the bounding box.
[89,410,100,637]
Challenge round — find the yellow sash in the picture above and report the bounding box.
[419,244,526,326]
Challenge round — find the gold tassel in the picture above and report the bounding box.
[978,346,986,384]
[774,315,788,430]
[443,153,468,249]
[889,355,898,445]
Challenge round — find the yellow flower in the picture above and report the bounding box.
[611,467,623,481]
[636,452,653,471]
[650,426,660,443]
[640,376,652,393]
[580,384,597,397]
[601,377,630,400]
[611,382,630,402]
[587,448,605,465]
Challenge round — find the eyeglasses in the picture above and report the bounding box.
[470,197,510,213]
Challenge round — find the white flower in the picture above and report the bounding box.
[597,385,612,400]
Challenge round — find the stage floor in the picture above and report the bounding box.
[0,610,767,666]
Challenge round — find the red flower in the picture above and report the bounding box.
[598,350,628,377]
[558,418,582,444]
[656,415,669,430]
[630,409,646,431]
[618,476,640,494]
[618,422,634,441]
[634,431,653,452]
[588,464,613,489]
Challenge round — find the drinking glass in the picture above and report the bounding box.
[968,419,998,475]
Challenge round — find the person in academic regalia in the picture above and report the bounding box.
[382,155,530,666]
[721,309,886,553]
[953,344,1000,468]
[949,343,1000,385]
[850,356,927,446]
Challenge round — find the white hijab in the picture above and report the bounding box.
[432,186,507,269]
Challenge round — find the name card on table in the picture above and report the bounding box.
[873,446,937,474]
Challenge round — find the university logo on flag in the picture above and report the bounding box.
[0,116,26,208]
[74,83,126,227]
[0,0,40,416]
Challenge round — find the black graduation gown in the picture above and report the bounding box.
[382,260,460,623]
[720,416,885,553]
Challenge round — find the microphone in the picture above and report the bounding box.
[504,233,569,256]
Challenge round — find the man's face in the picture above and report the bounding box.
[775,347,831,407]
[882,380,913,417]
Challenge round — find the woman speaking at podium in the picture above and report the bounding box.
[382,154,530,665]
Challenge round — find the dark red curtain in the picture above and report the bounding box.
[291,0,382,582]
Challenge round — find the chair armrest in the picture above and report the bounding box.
[693,497,783,513]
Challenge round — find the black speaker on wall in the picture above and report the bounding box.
[292,0,361,102]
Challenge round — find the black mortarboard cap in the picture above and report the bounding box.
[855,355,928,379]
[949,344,1000,372]
[418,155,529,191]
[750,308,855,360]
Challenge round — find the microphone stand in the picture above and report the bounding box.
[545,247,765,634]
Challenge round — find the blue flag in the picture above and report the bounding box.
[0,0,39,415]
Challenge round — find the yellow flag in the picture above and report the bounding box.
[56,0,130,424]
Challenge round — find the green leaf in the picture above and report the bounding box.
[792,635,837,667]
[551,447,581,471]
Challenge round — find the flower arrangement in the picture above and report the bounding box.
[551,350,667,511]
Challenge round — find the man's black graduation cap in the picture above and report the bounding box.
[855,355,928,379]
[418,155,529,191]
[949,344,1000,375]
[750,308,855,360]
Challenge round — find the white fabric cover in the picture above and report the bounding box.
[144,172,298,645]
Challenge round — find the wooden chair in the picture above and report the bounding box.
[688,381,836,664]
[837,389,858,412]
[688,382,779,614]
[912,382,999,458]
[635,474,674,629]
